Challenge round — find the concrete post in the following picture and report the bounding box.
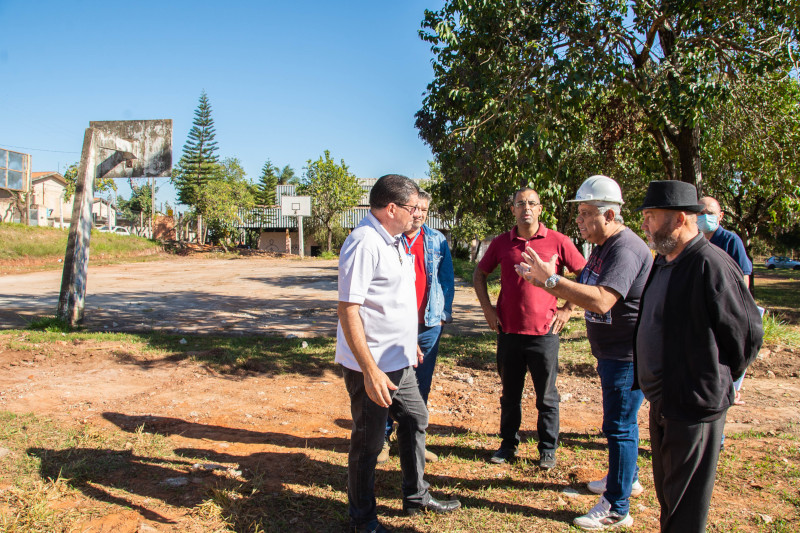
[57,128,97,325]
[297,215,305,258]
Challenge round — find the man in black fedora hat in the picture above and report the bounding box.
[633,180,763,532]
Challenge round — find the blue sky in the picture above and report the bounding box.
[0,1,443,212]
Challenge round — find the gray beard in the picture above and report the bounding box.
[649,234,678,256]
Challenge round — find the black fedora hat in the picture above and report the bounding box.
[637,180,704,212]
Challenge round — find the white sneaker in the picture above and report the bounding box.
[573,496,634,530]
[587,474,644,497]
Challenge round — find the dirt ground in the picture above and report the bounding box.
[1,256,799,531]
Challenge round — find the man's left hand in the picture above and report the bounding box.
[550,305,572,334]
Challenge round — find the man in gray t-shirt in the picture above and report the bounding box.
[518,175,652,530]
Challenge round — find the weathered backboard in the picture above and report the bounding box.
[0,147,29,192]
[89,120,172,179]
[280,195,312,217]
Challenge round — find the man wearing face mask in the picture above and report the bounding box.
[698,196,752,288]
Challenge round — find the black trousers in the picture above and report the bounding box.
[496,331,560,453]
[342,366,429,528]
[649,398,727,533]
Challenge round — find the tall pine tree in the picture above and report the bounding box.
[172,91,220,208]
[171,90,220,241]
[255,160,279,206]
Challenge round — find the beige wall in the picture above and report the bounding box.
[257,230,318,256]
[31,178,72,225]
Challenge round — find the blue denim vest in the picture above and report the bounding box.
[421,224,455,326]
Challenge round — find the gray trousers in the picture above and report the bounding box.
[649,398,727,533]
[342,365,429,527]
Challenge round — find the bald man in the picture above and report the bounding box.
[698,197,752,287]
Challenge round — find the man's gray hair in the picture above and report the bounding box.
[592,202,624,224]
[418,189,432,202]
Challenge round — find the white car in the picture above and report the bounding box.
[765,256,800,270]
[96,226,132,236]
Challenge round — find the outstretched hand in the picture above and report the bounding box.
[521,247,558,285]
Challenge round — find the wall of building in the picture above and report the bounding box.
[31,179,71,226]
[257,230,319,256]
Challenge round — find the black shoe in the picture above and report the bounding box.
[489,447,517,464]
[539,450,556,470]
[351,519,391,532]
[404,495,461,516]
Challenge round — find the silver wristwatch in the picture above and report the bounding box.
[544,274,560,289]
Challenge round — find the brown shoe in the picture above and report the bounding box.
[424,448,439,462]
[377,441,390,464]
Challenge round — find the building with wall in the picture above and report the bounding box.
[238,182,449,256]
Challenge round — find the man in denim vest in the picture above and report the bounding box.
[378,189,455,464]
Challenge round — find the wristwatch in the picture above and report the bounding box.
[544,274,560,289]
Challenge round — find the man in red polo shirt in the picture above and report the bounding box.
[473,187,586,469]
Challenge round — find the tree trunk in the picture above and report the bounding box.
[327,228,333,252]
[676,126,703,191]
[471,238,482,262]
[196,214,203,244]
[650,129,679,181]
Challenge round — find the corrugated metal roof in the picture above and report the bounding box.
[242,179,445,230]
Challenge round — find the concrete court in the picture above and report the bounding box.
[0,256,488,337]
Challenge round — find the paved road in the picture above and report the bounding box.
[0,257,488,337]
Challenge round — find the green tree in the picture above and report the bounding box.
[256,160,279,206]
[278,165,299,185]
[703,75,800,253]
[198,157,255,247]
[63,162,117,202]
[117,180,156,234]
[417,1,798,209]
[300,150,362,253]
[171,90,220,240]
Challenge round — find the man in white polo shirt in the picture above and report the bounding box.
[337,174,460,533]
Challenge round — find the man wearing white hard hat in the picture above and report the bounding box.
[517,175,653,530]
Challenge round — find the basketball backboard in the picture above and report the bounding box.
[89,120,172,179]
[280,195,312,217]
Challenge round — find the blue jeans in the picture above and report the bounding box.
[597,359,644,515]
[343,366,429,528]
[385,324,442,439]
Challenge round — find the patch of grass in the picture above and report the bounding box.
[453,258,500,297]
[319,251,338,260]
[0,222,161,262]
[25,315,76,333]
[762,311,800,348]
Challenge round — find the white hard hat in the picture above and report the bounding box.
[566,175,624,205]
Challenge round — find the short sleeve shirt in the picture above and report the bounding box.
[577,228,653,361]
[335,212,418,372]
[478,224,586,335]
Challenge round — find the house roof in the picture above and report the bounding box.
[31,172,67,185]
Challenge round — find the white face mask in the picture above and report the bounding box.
[697,214,719,233]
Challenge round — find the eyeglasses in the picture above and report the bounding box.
[395,203,421,214]
[514,200,540,208]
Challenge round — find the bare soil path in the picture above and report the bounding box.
[0,256,798,531]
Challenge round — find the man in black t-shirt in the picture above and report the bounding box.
[517,175,653,531]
